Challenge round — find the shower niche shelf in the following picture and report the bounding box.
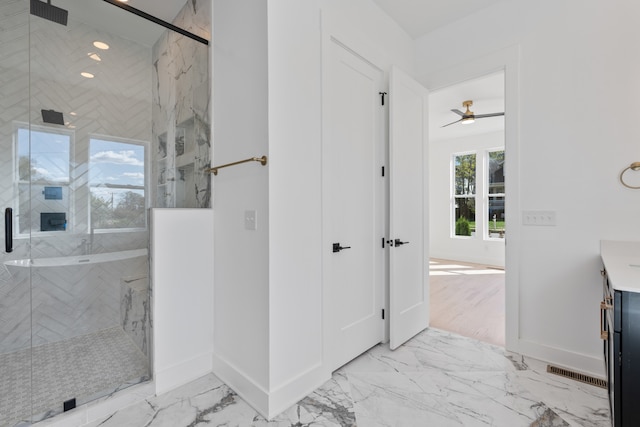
[156,117,200,208]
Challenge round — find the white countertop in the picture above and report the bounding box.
[601,240,640,293]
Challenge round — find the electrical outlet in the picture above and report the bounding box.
[244,210,257,231]
[522,210,556,226]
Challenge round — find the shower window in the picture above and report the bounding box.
[15,125,72,235]
[89,137,147,230]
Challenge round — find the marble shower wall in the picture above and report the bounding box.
[152,0,211,209]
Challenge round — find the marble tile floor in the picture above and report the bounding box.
[69,328,608,427]
[1,327,149,427]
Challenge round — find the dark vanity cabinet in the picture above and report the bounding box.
[602,269,640,426]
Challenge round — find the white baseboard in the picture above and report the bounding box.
[154,351,214,395]
[267,363,328,419]
[212,353,329,420]
[517,338,605,378]
[212,353,270,417]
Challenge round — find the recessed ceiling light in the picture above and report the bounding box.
[69,112,77,116]
[81,72,95,79]
[88,53,101,61]
[93,41,109,50]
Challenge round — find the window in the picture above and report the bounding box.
[89,138,146,230]
[15,126,72,234]
[451,149,506,240]
[453,153,476,236]
[487,150,505,239]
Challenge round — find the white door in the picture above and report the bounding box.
[324,39,385,371]
[389,66,430,350]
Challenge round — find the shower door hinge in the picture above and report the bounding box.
[379,92,387,106]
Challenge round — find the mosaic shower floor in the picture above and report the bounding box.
[0,327,149,427]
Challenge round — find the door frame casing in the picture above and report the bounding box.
[419,45,521,353]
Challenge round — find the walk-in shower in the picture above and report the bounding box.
[0,0,210,425]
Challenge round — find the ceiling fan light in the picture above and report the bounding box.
[461,117,475,125]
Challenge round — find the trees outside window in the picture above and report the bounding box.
[89,138,146,230]
[453,153,476,236]
[452,149,506,239]
[487,150,505,239]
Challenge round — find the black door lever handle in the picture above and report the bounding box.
[332,243,352,253]
[394,239,409,247]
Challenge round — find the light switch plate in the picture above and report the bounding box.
[244,210,257,231]
[522,210,556,226]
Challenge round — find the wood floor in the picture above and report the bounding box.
[429,258,505,347]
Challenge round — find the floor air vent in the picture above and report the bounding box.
[547,365,607,389]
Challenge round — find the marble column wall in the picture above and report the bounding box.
[152,0,211,209]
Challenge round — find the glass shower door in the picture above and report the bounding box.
[1,0,209,423]
[0,1,33,426]
[25,0,154,422]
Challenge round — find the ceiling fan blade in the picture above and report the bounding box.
[441,118,463,128]
[474,112,504,119]
[451,109,465,117]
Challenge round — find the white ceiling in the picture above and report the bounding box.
[56,1,504,142]
[371,0,506,39]
[429,71,504,142]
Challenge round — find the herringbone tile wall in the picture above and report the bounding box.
[0,1,152,354]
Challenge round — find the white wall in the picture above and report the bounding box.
[152,208,214,394]
[430,131,505,267]
[266,0,414,416]
[213,0,414,418]
[212,0,271,410]
[416,0,640,375]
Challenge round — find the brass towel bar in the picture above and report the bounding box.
[206,156,268,176]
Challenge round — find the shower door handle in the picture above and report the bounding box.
[5,208,12,253]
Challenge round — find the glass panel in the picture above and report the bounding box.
[488,196,505,238]
[488,150,505,194]
[454,197,476,236]
[1,0,209,422]
[454,153,476,196]
[0,1,32,426]
[453,153,476,236]
[90,138,146,230]
[488,150,505,239]
[26,1,162,422]
[16,126,72,235]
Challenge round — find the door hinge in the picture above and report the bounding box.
[379,91,387,106]
[382,237,385,248]
[381,166,385,177]
[381,308,385,319]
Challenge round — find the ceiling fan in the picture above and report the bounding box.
[442,100,504,127]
